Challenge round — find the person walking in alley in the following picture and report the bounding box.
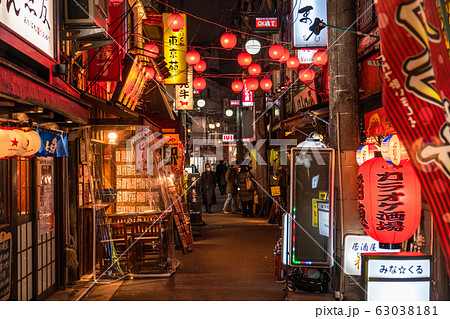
[237,163,256,217]
[201,163,216,213]
[222,161,239,214]
[216,160,228,195]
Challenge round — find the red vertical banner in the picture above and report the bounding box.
[375,0,450,274]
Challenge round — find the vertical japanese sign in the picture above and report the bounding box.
[292,0,327,48]
[163,134,184,176]
[0,0,54,58]
[38,157,54,235]
[175,66,193,110]
[163,13,187,85]
[242,79,254,107]
[375,0,450,274]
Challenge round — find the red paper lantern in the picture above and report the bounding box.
[313,51,328,66]
[358,158,421,246]
[381,135,409,166]
[286,56,300,69]
[109,0,124,5]
[143,43,159,59]
[248,63,261,77]
[185,50,201,66]
[144,67,155,80]
[279,49,290,63]
[298,68,315,82]
[356,143,380,166]
[220,33,237,50]
[231,80,244,93]
[246,78,259,91]
[237,52,252,67]
[193,77,206,91]
[155,72,165,83]
[167,13,185,32]
[268,44,284,60]
[260,78,273,91]
[194,60,207,73]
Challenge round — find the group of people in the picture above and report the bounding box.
[200,160,257,217]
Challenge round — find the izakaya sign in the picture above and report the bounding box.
[163,13,187,85]
[375,0,450,274]
[175,66,193,110]
[292,0,327,48]
[0,0,54,59]
[242,79,254,107]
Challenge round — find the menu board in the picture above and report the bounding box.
[168,188,194,253]
[0,231,11,301]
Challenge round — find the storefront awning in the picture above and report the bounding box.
[137,111,182,134]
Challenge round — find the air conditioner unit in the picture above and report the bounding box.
[64,0,109,29]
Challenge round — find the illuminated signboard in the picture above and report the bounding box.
[230,100,241,106]
[292,0,327,48]
[242,80,254,107]
[175,66,193,110]
[222,134,234,142]
[163,13,187,85]
[112,55,147,111]
[255,17,278,29]
[0,0,55,58]
[297,49,318,64]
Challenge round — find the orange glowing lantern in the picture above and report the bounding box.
[193,77,206,91]
[167,13,185,32]
[356,143,380,166]
[144,67,155,80]
[185,50,201,66]
[269,44,284,60]
[246,78,259,91]
[298,68,315,83]
[155,72,165,83]
[237,52,252,67]
[381,134,409,166]
[220,33,237,50]
[231,80,244,93]
[313,51,328,66]
[286,56,300,69]
[143,43,159,59]
[194,60,207,73]
[260,78,273,91]
[279,49,290,63]
[357,158,421,248]
[248,63,261,77]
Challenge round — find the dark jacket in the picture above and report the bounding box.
[216,162,228,186]
[225,167,238,194]
[237,168,256,202]
[200,170,216,205]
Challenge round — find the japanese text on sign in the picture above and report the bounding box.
[163,13,187,85]
[367,258,430,279]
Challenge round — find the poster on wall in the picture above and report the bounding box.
[38,158,54,235]
[292,0,327,48]
[0,0,55,59]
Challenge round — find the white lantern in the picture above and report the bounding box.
[0,128,21,158]
[13,128,30,156]
[381,134,409,166]
[356,143,380,166]
[22,130,42,157]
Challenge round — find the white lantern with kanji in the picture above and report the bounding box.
[356,143,380,166]
[13,128,30,156]
[381,134,409,166]
[22,130,41,157]
[0,128,22,158]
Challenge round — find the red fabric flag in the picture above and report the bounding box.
[374,0,450,274]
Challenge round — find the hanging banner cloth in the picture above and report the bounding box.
[35,130,69,157]
[374,0,450,275]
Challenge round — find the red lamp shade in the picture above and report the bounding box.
[237,52,252,67]
[260,78,273,91]
[193,77,206,91]
[313,51,328,66]
[279,49,290,63]
[109,0,124,5]
[143,43,159,59]
[298,68,315,83]
[381,135,409,166]
[358,158,421,246]
[356,143,380,166]
[220,33,237,50]
[144,67,155,80]
[286,56,300,69]
[185,50,201,66]
[231,80,244,93]
[248,63,261,77]
[194,60,207,73]
[167,13,185,32]
[246,78,259,91]
[268,44,284,60]
[156,72,165,83]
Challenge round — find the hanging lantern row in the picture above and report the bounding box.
[298,68,315,83]
[193,77,206,91]
[167,13,185,32]
[248,63,261,77]
[356,135,409,167]
[0,127,41,159]
[260,78,273,91]
[230,78,272,92]
[231,80,244,93]
[186,50,201,66]
[221,32,237,50]
[194,60,207,73]
[237,52,252,67]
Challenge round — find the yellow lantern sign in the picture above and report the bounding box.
[163,13,187,85]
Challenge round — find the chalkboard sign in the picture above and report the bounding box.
[0,231,11,301]
[284,148,335,267]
